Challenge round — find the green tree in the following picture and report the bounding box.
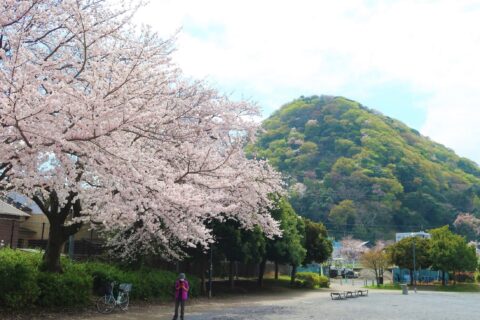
[250,95,480,240]
[242,227,267,266]
[360,242,390,286]
[429,226,478,285]
[328,200,356,231]
[302,218,332,266]
[452,241,477,284]
[258,198,306,287]
[213,220,267,289]
[387,236,431,285]
[290,216,306,286]
[211,220,244,289]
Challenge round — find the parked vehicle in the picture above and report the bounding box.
[96,282,132,313]
[342,269,359,278]
[329,268,339,278]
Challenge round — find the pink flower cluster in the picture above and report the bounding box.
[0,0,283,260]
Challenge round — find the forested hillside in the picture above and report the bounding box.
[248,95,480,241]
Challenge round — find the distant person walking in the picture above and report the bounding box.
[172,273,189,320]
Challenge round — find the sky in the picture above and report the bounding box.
[135,0,480,164]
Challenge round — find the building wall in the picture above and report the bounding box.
[395,232,431,242]
[20,214,50,240]
[19,213,101,244]
[76,225,100,240]
[0,216,20,249]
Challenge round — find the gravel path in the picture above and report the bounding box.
[181,284,480,320]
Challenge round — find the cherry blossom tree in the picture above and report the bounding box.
[1,0,283,271]
[454,213,480,241]
[360,241,390,285]
[339,236,367,268]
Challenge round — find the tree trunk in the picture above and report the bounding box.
[34,191,83,273]
[229,260,235,289]
[42,221,67,273]
[257,258,267,287]
[274,261,279,280]
[453,271,456,285]
[442,270,446,286]
[409,269,414,285]
[290,264,297,286]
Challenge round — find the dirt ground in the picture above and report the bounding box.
[3,281,480,320]
[0,284,312,320]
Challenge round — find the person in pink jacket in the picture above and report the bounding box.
[172,273,189,320]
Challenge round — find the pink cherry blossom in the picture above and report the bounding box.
[1,0,283,261]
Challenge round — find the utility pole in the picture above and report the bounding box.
[412,237,417,293]
[208,244,213,299]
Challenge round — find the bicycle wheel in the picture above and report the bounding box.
[96,295,116,314]
[118,292,129,311]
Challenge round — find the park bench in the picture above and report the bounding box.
[356,289,368,297]
[345,291,357,298]
[330,292,346,300]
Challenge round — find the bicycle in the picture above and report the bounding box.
[96,281,132,313]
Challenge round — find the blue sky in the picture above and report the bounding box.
[136,0,480,163]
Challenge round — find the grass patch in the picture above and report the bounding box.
[430,284,480,292]
[264,275,292,288]
[365,283,480,292]
[365,283,401,290]
[209,275,329,298]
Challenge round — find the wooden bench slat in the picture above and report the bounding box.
[330,292,346,300]
[357,289,368,296]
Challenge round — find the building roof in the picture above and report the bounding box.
[7,192,42,214]
[0,200,31,217]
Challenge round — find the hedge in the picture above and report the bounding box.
[36,267,92,307]
[296,272,329,288]
[0,249,41,309]
[0,249,199,309]
[83,261,200,301]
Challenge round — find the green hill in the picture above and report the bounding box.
[248,95,480,241]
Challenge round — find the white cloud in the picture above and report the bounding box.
[136,0,480,163]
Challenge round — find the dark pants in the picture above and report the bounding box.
[172,298,185,320]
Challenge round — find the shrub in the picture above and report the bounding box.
[82,261,200,301]
[296,272,318,288]
[318,275,329,288]
[454,272,475,283]
[296,272,329,289]
[36,263,92,307]
[0,250,200,309]
[0,249,40,309]
[83,261,126,295]
[122,268,200,301]
[188,274,200,297]
[123,268,176,300]
[293,279,305,288]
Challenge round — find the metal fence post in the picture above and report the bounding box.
[68,234,75,259]
[10,220,15,248]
